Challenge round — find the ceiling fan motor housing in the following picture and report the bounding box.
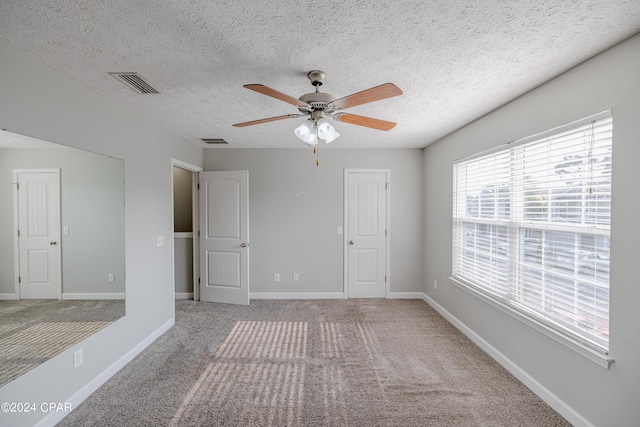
[298,91,337,114]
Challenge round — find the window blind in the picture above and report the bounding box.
[452,114,612,352]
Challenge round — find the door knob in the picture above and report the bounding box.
[240,242,249,248]
[50,241,57,245]
[349,240,354,245]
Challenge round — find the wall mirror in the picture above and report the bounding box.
[0,129,125,387]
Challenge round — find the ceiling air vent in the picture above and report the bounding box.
[109,72,159,94]
[201,138,229,145]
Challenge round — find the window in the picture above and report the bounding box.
[452,113,612,354]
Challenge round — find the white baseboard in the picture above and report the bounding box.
[175,292,194,300]
[387,292,425,299]
[250,292,345,300]
[249,292,424,300]
[36,318,175,427]
[420,293,593,427]
[62,293,125,300]
[0,293,18,300]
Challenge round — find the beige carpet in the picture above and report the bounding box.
[58,299,570,426]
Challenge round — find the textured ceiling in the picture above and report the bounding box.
[1,1,639,149]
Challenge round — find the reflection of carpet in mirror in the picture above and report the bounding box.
[0,299,125,387]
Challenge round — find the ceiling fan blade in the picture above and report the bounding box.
[243,84,310,108]
[233,114,305,127]
[335,113,396,131]
[330,83,402,110]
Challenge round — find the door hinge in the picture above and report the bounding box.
[385,275,387,283]
[17,230,20,237]
[385,229,387,237]
[198,277,201,284]
[197,183,200,190]
[198,230,200,237]
[18,276,21,284]
[385,182,389,190]
[16,183,19,191]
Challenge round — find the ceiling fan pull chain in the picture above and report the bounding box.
[315,125,319,165]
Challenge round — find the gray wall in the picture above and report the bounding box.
[423,33,640,426]
[204,148,424,295]
[0,146,125,296]
[173,237,193,294]
[0,41,201,426]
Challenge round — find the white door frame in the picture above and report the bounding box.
[170,159,202,315]
[343,169,391,299]
[13,168,62,299]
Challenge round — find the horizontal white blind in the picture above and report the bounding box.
[453,114,612,352]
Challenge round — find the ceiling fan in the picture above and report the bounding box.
[233,70,403,146]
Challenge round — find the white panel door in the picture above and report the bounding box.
[346,170,389,298]
[199,171,249,305]
[15,170,61,299]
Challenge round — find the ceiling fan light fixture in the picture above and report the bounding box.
[294,120,317,145]
[316,118,340,143]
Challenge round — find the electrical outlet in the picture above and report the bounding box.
[274,273,280,282]
[73,349,83,368]
[434,280,438,290]
[293,273,299,282]
[157,235,164,247]
[108,273,115,282]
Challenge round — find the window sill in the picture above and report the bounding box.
[449,276,614,370]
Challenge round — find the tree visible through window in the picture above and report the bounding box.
[452,114,612,353]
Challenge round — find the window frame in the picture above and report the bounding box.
[450,111,614,369]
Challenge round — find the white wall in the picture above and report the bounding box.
[204,148,424,296]
[174,237,193,295]
[0,42,201,426]
[423,33,640,426]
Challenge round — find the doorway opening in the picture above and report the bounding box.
[171,159,201,307]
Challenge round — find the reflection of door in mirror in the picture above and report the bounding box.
[14,169,62,299]
[0,130,126,387]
